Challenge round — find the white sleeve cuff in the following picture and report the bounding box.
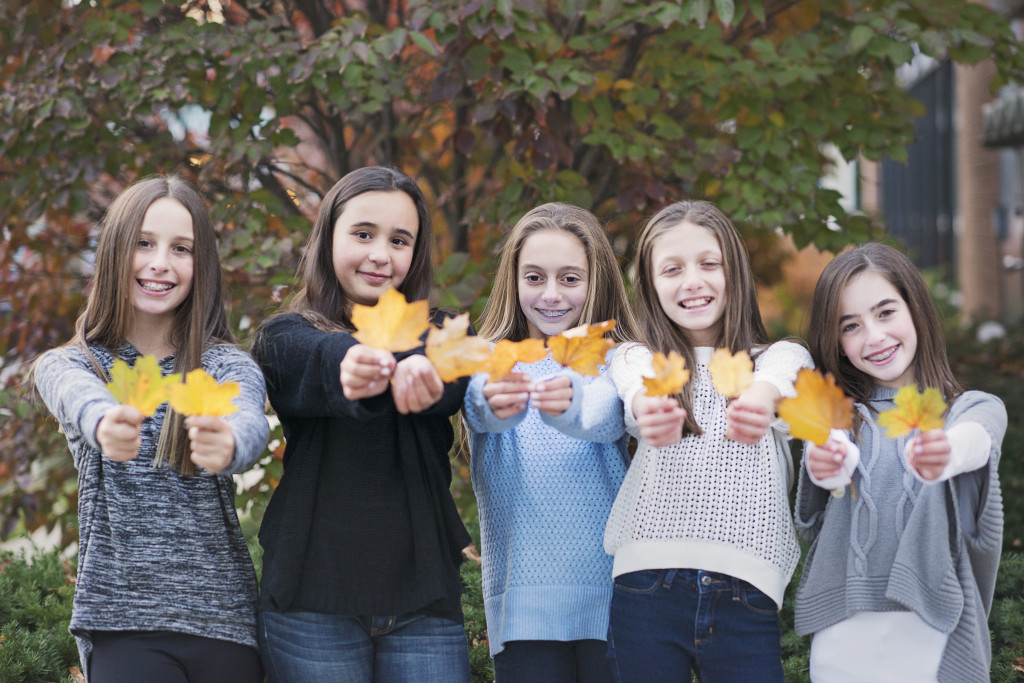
[904,421,992,484]
[807,429,860,490]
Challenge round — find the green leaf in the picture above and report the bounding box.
[714,0,735,27]
[848,25,875,53]
[410,31,440,57]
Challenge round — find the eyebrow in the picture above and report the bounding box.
[838,297,899,323]
[519,263,586,272]
[350,221,416,241]
[138,230,193,243]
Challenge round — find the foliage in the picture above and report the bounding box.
[2,0,1024,546]
[0,549,79,683]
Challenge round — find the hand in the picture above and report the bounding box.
[634,393,685,447]
[96,404,144,462]
[483,372,532,420]
[530,375,572,417]
[907,429,951,480]
[391,355,444,414]
[340,344,395,400]
[806,439,848,481]
[186,415,235,474]
[725,381,779,444]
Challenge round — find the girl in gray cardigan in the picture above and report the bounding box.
[795,243,1005,683]
[33,175,268,682]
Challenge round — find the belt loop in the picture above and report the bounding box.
[732,576,741,599]
[663,568,678,588]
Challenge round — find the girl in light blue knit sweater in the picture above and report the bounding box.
[796,243,1005,682]
[463,203,637,683]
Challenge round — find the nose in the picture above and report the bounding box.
[368,243,390,266]
[863,320,886,346]
[147,247,170,272]
[681,268,701,290]
[542,280,561,302]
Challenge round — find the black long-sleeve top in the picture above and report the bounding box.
[253,313,470,621]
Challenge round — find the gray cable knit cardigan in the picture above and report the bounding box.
[794,388,1005,683]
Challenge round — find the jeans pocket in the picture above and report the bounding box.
[737,583,778,616]
[613,569,665,595]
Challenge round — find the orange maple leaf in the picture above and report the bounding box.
[708,348,754,398]
[105,355,180,416]
[168,369,240,417]
[351,288,431,352]
[547,320,616,376]
[777,368,855,446]
[482,338,548,380]
[876,386,947,438]
[643,351,690,397]
[424,313,492,382]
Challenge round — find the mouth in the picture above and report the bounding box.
[678,296,713,310]
[138,279,174,293]
[359,271,391,285]
[865,345,899,363]
[537,308,571,319]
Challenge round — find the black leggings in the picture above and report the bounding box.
[89,630,262,683]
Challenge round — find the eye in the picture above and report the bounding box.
[354,230,372,241]
[390,236,410,247]
[172,244,192,255]
[841,322,858,334]
[878,307,896,319]
[523,273,543,284]
[562,274,583,285]
[660,265,680,277]
[701,260,721,270]
[136,238,152,249]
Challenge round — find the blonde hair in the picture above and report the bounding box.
[633,200,768,436]
[477,203,637,344]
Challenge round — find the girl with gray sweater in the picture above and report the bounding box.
[795,243,1005,682]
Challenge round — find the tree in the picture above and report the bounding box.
[1,0,1022,541]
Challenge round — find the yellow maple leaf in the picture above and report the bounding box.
[168,368,240,417]
[876,386,947,438]
[351,288,431,352]
[482,338,548,381]
[105,355,180,416]
[424,313,493,382]
[547,320,616,376]
[708,348,754,398]
[643,351,690,397]
[777,368,855,446]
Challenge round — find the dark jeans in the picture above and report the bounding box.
[493,639,614,683]
[258,609,470,683]
[89,630,262,683]
[607,568,784,683]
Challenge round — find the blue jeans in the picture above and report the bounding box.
[607,569,784,683]
[258,610,470,683]
[493,639,614,683]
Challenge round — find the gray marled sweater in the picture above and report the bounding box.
[34,342,269,670]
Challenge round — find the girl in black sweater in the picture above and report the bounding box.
[253,166,471,682]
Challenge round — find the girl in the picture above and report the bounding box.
[463,203,638,682]
[32,175,269,682]
[604,200,811,682]
[252,166,472,682]
[795,242,1006,682]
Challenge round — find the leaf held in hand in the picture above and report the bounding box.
[777,368,855,446]
[708,348,754,398]
[547,320,616,376]
[876,386,947,438]
[425,313,492,382]
[105,355,180,416]
[168,369,240,417]
[351,288,431,352]
[483,338,548,380]
[643,351,690,397]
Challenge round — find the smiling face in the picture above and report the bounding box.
[650,221,726,346]
[131,197,195,328]
[838,270,919,389]
[331,190,420,306]
[517,228,589,339]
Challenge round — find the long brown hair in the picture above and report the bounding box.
[280,166,433,331]
[71,174,232,475]
[633,200,768,435]
[477,202,637,344]
[807,242,962,405]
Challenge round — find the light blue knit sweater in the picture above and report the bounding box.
[464,357,628,656]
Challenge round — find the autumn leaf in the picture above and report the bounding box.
[708,348,754,398]
[105,355,180,416]
[777,368,855,446]
[425,313,492,382]
[643,351,690,397]
[482,338,548,380]
[877,386,947,438]
[168,369,240,417]
[351,288,431,352]
[547,320,616,376]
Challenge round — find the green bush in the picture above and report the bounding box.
[0,549,78,683]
